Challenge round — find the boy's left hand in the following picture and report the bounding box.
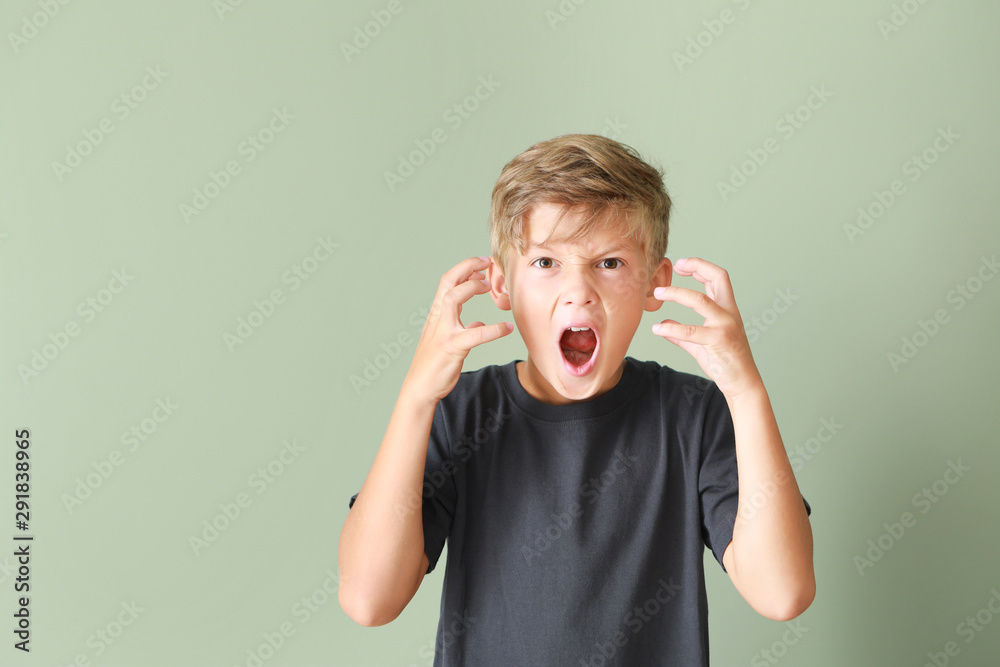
[651,257,763,400]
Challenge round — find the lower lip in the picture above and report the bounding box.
[558,334,599,377]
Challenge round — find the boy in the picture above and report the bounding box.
[339,134,814,665]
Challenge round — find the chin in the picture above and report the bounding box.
[552,352,623,400]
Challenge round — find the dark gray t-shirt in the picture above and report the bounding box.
[349,356,811,666]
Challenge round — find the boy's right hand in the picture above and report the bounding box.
[403,256,513,404]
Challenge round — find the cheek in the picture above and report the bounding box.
[607,278,644,308]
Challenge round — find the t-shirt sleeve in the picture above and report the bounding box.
[697,382,812,573]
[346,400,457,576]
[698,382,740,572]
[419,402,458,574]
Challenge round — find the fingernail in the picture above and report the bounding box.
[505,322,513,331]
[479,255,490,262]
[652,323,661,333]
[481,278,491,288]
[674,258,687,267]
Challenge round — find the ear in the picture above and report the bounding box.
[487,258,511,311]
[644,257,673,312]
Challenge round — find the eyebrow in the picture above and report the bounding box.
[526,241,633,256]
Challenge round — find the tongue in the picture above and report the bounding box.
[561,329,596,366]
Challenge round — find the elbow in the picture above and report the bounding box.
[339,587,404,627]
[337,578,408,628]
[758,577,816,622]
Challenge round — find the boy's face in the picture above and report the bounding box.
[488,202,672,405]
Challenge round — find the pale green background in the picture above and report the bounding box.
[2,1,999,665]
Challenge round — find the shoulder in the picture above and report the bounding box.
[626,356,723,408]
[436,360,511,416]
[449,360,509,395]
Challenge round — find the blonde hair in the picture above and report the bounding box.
[489,133,671,280]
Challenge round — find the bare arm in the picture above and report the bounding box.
[337,382,436,627]
[721,385,815,621]
[650,256,814,620]
[337,256,512,626]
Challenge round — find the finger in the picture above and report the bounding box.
[433,256,493,307]
[651,319,712,345]
[652,285,726,322]
[671,257,736,308]
[457,321,513,349]
[438,276,493,329]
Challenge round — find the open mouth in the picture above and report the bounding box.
[559,325,599,375]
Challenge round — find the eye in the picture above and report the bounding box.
[601,258,623,269]
[530,257,555,269]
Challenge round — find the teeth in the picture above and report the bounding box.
[567,326,590,331]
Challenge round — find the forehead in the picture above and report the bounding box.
[522,202,641,255]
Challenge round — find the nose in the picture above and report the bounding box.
[560,262,597,306]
